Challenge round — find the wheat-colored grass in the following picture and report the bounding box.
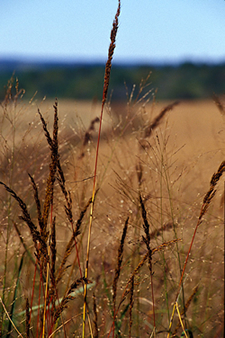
[0,23,224,338]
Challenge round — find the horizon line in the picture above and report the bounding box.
[1,54,225,67]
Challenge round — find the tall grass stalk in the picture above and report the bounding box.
[82,1,120,336]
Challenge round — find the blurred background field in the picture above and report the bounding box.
[0,80,224,336]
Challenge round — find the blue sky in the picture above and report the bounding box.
[1,0,225,64]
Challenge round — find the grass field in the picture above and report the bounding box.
[0,90,224,337]
[0,1,224,336]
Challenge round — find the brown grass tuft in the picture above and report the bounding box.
[0,181,45,261]
[49,216,57,310]
[39,100,59,234]
[112,217,129,311]
[102,0,120,105]
[56,196,92,285]
[144,100,180,138]
[213,94,225,115]
[53,278,91,324]
[139,193,155,327]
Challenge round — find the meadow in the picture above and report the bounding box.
[0,86,224,337]
[0,1,224,337]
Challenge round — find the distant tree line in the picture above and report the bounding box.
[0,61,224,101]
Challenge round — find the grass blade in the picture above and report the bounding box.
[82,2,121,336]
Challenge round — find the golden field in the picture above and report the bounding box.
[0,95,224,337]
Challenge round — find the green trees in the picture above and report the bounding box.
[0,61,224,101]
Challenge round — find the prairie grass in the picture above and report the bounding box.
[0,2,224,337]
[0,87,224,338]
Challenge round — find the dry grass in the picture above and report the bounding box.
[0,3,224,336]
[0,89,224,337]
